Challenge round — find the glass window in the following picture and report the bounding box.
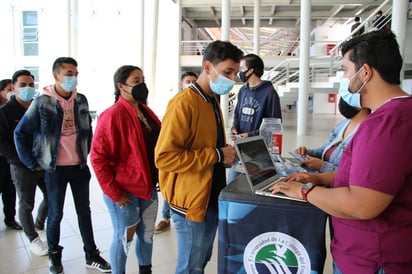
[24,66,39,92]
[22,11,38,56]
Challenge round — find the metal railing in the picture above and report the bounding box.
[181,38,301,57]
[264,0,392,91]
[328,0,392,74]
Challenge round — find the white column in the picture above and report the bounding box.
[139,0,144,67]
[221,0,230,40]
[70,0,78,58]
[391,0,408,81]
[297,0,311,136]
[253,0,260,55]
[149,0,159,104]
[221,0,230,126]
[65,0,71,56]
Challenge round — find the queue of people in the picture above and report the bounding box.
[5,58,111,274]
[1,30,411,274]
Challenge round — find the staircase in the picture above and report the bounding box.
[264,3,412,111]
[263,56,343,108]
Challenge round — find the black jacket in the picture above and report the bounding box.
[0,95,27,166]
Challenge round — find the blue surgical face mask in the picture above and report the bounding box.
[183,83,192,89]
[338,67,367,108]
[60,76,78,92]
[18,87,36,102]
[209,65,235,95]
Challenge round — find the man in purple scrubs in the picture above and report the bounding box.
[270,31,412,274]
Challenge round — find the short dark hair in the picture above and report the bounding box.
[242,53,265,77]
[52,57,78,72]
[180,71,198,82]
[354,16,360,22]
[0,79,11,91]
[202,40,244,68]
[11,70,34,84]
[113,65,143,103]
[340,31,402,85]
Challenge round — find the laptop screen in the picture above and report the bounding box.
[235,137,278,187]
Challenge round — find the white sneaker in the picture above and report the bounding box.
[38,230,47,242]
[29,236,48,256]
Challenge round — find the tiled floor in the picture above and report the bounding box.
[0,111,340,274]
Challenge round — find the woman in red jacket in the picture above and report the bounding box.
[90,65,161,274]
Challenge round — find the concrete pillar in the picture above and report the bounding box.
[297,0,311,136]
[221,0,230,126]
[150,0,159,104]
[70,0,78,58]
[391,0,408,81]
[139,0,144,67]
[253,0,260,55]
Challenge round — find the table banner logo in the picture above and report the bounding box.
[243,232,311,274]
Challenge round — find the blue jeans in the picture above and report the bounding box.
[161,200,171,219]
[333,261,386,274]
[45,165,96,254]
[227,161,241,185]
[104,190,158,274]
[171,207,218,274]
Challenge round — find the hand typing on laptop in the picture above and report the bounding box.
[269,179,304,200]
[269,172,334,200]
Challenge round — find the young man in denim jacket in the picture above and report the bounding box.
[14,57,110,274]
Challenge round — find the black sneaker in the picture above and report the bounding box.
[49,248,64,274]
[85,249,111,273]
[5,220,23,230]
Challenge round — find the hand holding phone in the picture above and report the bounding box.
[289,151,309,162]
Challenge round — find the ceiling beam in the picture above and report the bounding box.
[181,8,197,28]
[269,5,276,25]
[240,5,246,25]
[322,4,345,26]
[209,6,220,26]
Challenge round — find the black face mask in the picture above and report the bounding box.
[239,69,252,82]
[131,82,148,103]
[338,97,360,119]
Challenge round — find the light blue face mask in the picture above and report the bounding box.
[60,76,78,92]
[183,83,192,89]
[18,87,36,102]
[338,68,367,108]
[209,65,235,95]
[339,78,361,108]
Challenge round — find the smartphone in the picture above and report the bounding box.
[289,151,309,161]
[231,134,243,140]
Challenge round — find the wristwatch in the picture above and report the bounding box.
[301,183,316,201]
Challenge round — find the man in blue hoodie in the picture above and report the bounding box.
[228,54,282,183]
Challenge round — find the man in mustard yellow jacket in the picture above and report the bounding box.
[155,40,243,274]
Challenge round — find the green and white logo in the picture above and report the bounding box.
[243,232,311,274]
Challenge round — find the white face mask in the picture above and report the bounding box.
[6,92,15,100]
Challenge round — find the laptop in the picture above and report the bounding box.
[234,135,305,202]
